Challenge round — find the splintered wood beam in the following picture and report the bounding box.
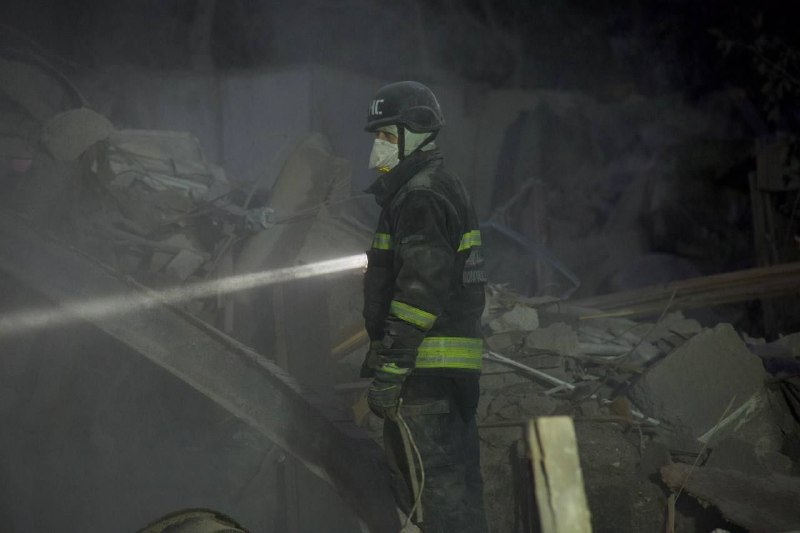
[563,262,800,319]
[528,416,592,533]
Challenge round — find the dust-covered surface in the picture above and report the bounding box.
[661,463,800,531]
[4,4,800,531]
[0,54,380,532]
[436,284,799,533]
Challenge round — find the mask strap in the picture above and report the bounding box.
[398,126,406,160]
[401,129,438,159]
[416,130,438,153]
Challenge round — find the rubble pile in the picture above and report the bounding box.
[476,283,800,533]
[66,128,277,319]
[5,49,800,532]
[0,54,279,328]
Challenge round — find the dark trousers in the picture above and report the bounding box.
[383,374,489,533]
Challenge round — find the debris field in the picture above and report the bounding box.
[461,283,800,533]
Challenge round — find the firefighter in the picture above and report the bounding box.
[361,81,489,533]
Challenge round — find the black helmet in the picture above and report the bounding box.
[365,81,445,133]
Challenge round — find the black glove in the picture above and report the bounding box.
[359,340,383,378]
[367,364,410,418]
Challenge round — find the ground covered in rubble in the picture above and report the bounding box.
[340,283,800,532]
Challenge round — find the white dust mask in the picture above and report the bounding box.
[368,138,399,173]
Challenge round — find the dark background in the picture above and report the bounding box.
[1,0,798,98]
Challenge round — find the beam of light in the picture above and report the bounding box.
[0,252,368,339]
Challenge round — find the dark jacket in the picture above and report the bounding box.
[363,148,486,375]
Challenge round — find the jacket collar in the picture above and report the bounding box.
[365,149,442,207]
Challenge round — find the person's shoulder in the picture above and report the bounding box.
[392,182,458,219]
[405,168,435,190]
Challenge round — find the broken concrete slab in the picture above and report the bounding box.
[524,322,579,356]
[658,312,704,339]
[661,463,800,532]
[758,449,793,476]
[626,340,661,365]
[705,437,773,476]
[628,324,768,439]
[485,330,526,352]
[574,317,639,337]
[636,441,671,480]
[577,312,701,366]
[165,248,207,281]
[775,332,800,357]
[575,338,661,365]
[489,304,540,333]
[627,311,704,343]
[576,324,633,345]
[41,107,114,161]
[696,387,788,454]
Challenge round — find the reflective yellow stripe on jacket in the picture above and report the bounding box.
[390,300,437,330]
[372,232,393,250]
[457,230,482,252]
[373,230,480,252]
[415,336,483,370]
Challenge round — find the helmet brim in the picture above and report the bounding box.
[364,116,400,133]
[365,117,444,134]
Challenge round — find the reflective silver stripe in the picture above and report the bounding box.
[416,336,483,370]
[457,230,482,252]
[390,300,437,330]
[372,233,393,250]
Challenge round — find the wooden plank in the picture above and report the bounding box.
[562,261,800,320]
[528,416,592,533]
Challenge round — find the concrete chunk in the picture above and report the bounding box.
[41,107,114,161]
[628,324,768,438]
[775,332,800,357]
[489,304,539,333]
[485,331,526,351]
[660,463,800,532]
[165,248,206,281]
[524,322,579,357]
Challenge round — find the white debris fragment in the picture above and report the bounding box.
[485,331,525,351]
[489,304,540,333]
[524,322,579,357]
[165,249,207,281]
[774,332,800,357]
